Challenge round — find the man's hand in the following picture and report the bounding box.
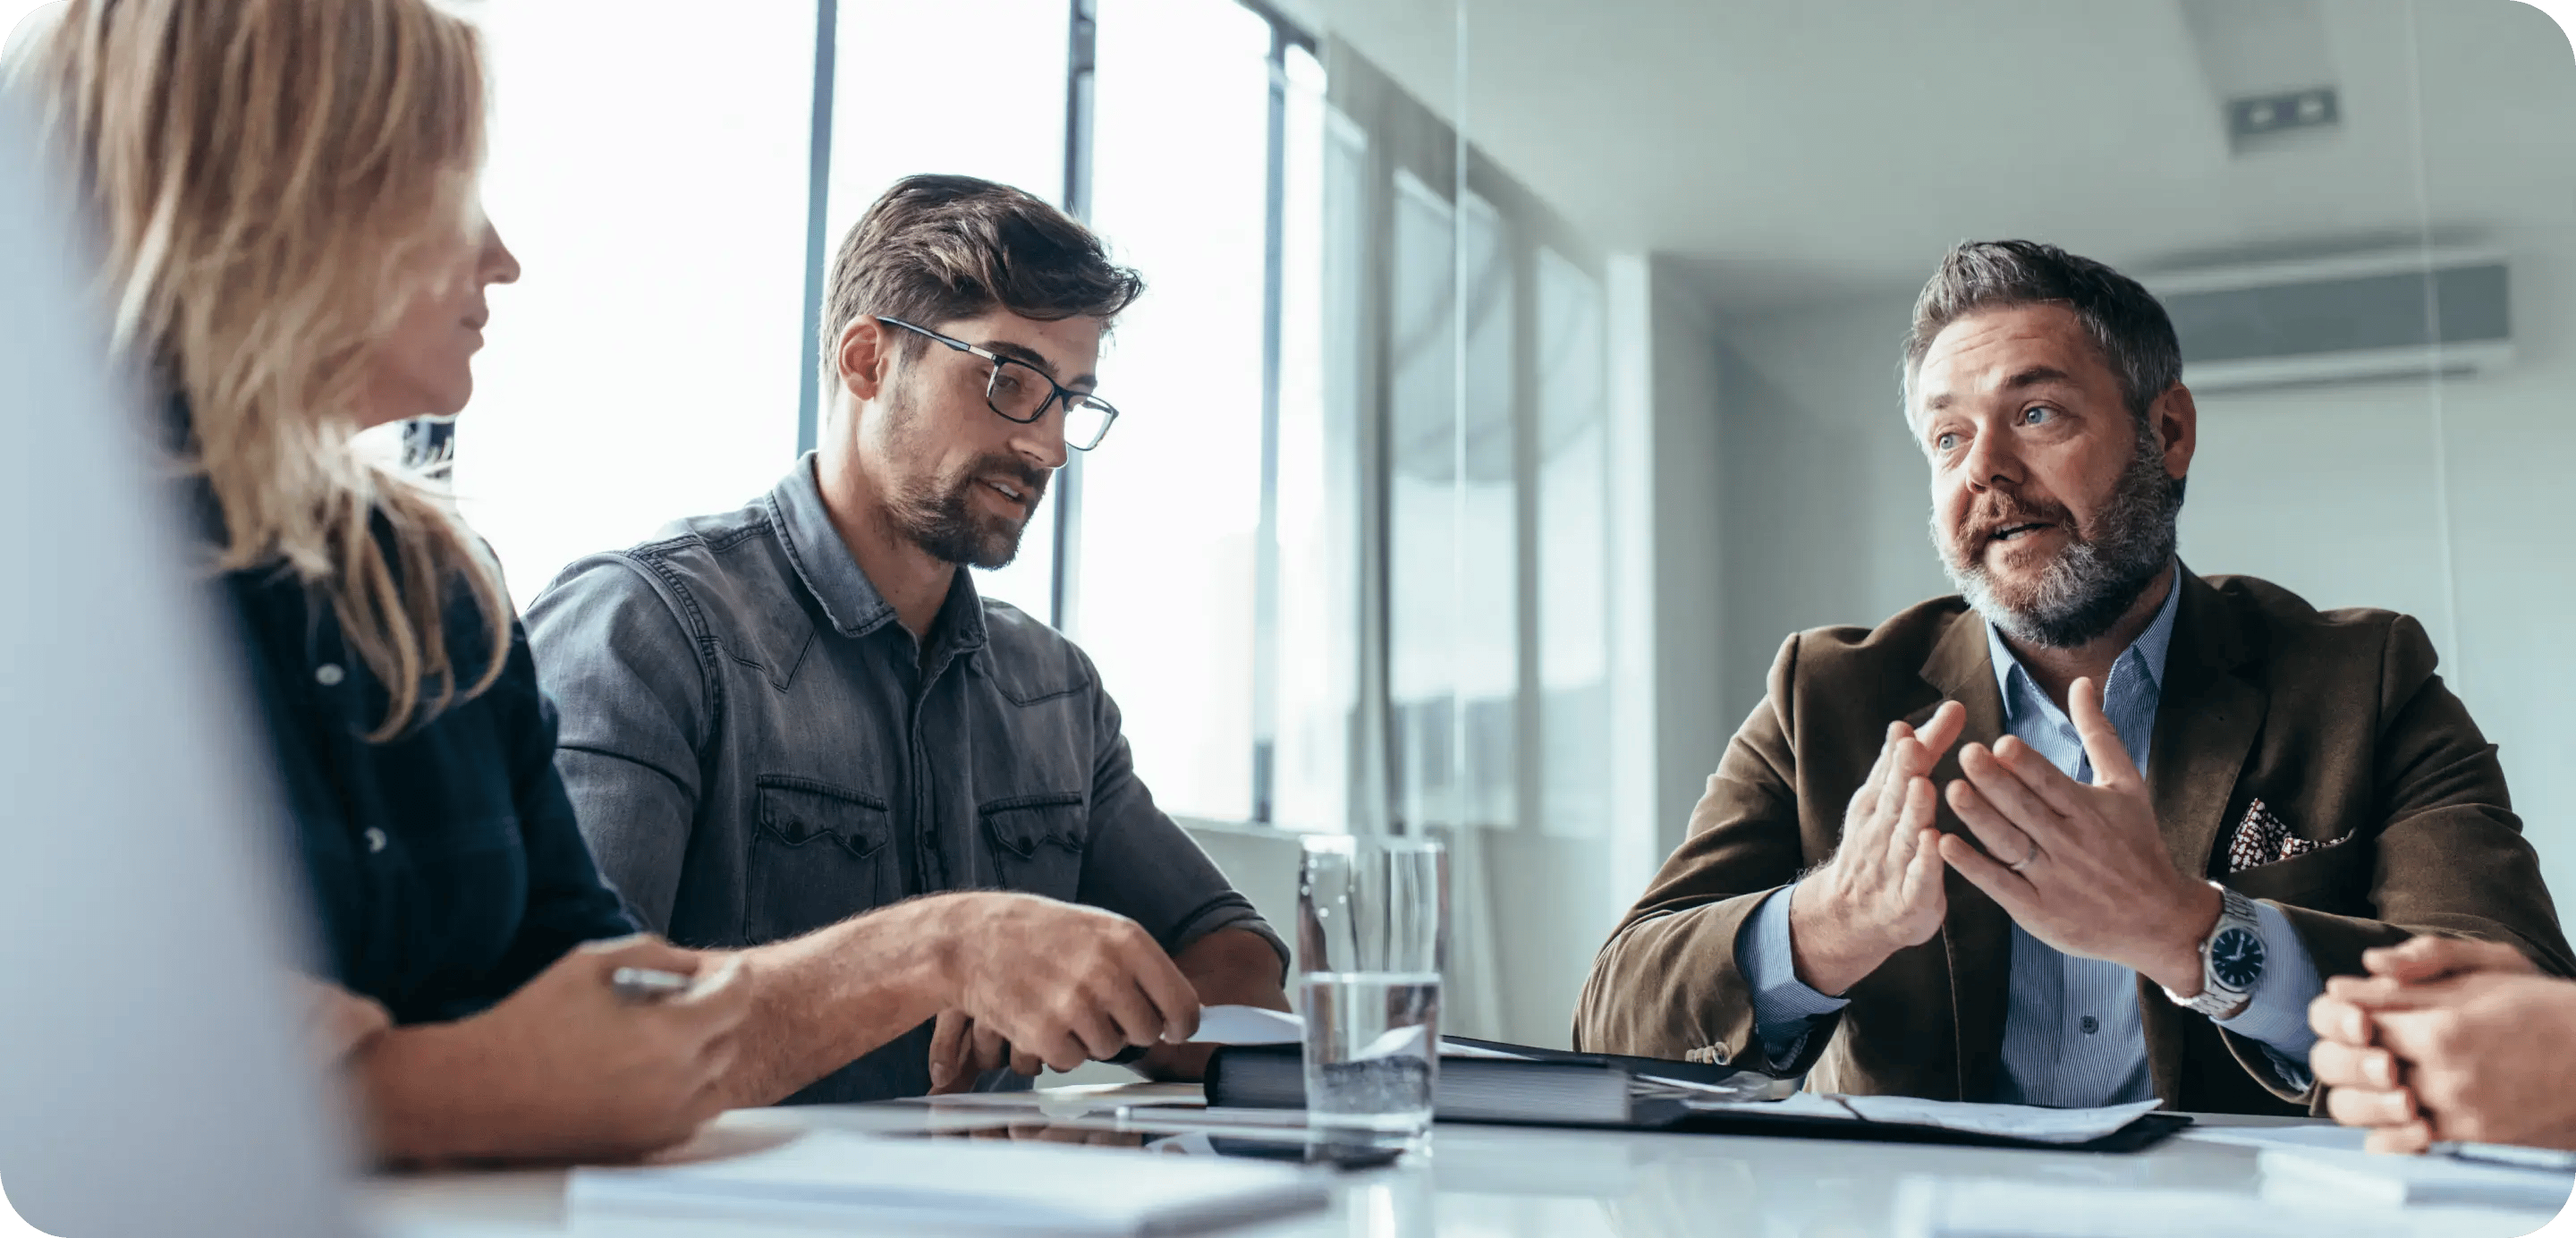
[1787,701,1965,996]
[927,1009,1035,1092]
[932,894,1202,1076]
[1936,677,2219,995]
[2309,936,2555,1153]
[2311,968,2576,1153]
[927,926,1285,1090]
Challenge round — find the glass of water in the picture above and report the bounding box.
[1297,834,1445,1140]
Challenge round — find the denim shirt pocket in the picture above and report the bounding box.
[980,793,1089,902]
[747,776,900,942]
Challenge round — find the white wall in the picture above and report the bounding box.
[1693,225,2576,912]
[1646,266,1740,863]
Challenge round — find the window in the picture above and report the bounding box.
[428,0,1613,848]
[824,0,1070,621]
[451,0,812,607]
[1074,0,1276,822]
[1534,248,1609,839]
[1267,43,1362,834]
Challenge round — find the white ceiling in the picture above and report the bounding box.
[1305,0,2576,311]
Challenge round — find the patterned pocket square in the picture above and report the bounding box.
[2224,798,2347,874]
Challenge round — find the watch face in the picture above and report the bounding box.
[2211,928,2266,991]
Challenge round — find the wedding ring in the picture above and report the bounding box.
[2006,837,2039,872]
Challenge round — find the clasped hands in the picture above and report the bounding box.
[1788,681,2222,999]
[2309,936,2576,1153]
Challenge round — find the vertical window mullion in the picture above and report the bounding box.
[1050,0,1099,635]
[1251,21,1290,824]
[794,0,839,458]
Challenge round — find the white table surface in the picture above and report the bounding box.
[366,1086,2572,1238]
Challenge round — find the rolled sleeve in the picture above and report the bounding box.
[1738,884,1848,1065]
[1072,677,1286,970]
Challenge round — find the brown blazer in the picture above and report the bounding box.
[1572,571,2572,1115]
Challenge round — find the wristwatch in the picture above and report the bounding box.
[2164,882,2265,1020]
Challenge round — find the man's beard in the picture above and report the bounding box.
[1934,428,2182,649]
[880,389,1049,571]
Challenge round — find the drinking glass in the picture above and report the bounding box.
[1296,835,1446,1140]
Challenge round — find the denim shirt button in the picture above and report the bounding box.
[315,663,345,687]
[364,827,387,854]
[2079,1015,2100,1035]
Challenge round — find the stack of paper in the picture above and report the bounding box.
[570,1130,1332,1236]
[1894,1177,2416,1238]
[2258,1146,2576,1213]
[1188,1005,1530,1060]
[1689,1092,2166,1145]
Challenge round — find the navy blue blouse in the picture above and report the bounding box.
[225,547,638,1024]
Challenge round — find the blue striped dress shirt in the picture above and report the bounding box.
[1735,574,2323,1106]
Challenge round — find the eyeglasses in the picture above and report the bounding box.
[874,316,1120,451]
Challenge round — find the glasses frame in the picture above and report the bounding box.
[873,316,1120,451]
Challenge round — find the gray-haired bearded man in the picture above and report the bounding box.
[1574,239,2571,1115]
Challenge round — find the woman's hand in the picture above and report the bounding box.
[352,935,753,1166]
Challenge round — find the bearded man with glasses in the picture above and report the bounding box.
[528,174,1288,1106]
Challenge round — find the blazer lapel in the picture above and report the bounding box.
[1918,608,2012,1103]
[2137,569,2266,1105]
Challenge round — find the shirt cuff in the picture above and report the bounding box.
[1736,885,1850,1065]
[2215,900,2325,1073]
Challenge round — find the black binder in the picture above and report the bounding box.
[1202,1039,2189,1154]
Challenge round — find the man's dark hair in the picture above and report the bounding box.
[819,174,1145,386]
[1901,240,2182,423]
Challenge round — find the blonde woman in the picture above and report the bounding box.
[19,0,1204,1165]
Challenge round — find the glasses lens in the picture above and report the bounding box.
[1064,400,1113,450]
[986,360,1053,422]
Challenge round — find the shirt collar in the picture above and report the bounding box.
[1985,562,2183,717]
[765,453,987,653]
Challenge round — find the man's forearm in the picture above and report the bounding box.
[1133,927,1290,1081]
[713,897,960,1107]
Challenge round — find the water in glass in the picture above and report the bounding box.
[1300,970,1440,1132]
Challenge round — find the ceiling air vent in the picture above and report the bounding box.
[2147,249,2511,392]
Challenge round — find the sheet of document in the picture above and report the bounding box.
[2257,1146,2576,1213]
[1687,1092,2164,1144]
[568,1129,1329,1237]
[2181,1123,2370,1153]
[1185,1005,1534,1060]
[1188,1005,1303,1045]
[1894,1176,2419,1238]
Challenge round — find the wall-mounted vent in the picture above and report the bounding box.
[2147,248,2511,392]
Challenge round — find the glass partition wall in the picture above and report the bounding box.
[438,0,2574,1052]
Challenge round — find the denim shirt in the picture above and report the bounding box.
[523,455,1284,1105]
[226,542,638,1025]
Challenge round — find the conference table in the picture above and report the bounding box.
[367,1084,2571,1237]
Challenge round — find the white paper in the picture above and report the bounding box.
[1185,1005,1532,1061]
[1687,1093,2164,1145]
[1187,1005,1303,1045]
[569,1129,1329,1237]
[1893,1176,2415,1238]
[2182,1123,2370,1153]
[1357,1022,1426,1060]
[2258,1146,2576,1213]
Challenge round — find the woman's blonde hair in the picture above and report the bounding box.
[20,0,512,740]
